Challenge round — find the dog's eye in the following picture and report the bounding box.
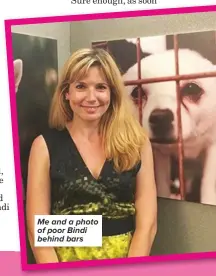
[180,82,203,102]
[131,86,147,105]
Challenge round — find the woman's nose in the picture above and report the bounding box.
[86,88,97,101]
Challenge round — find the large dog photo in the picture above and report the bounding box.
[92,30,216,206]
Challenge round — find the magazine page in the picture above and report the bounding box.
[1,1,216,275]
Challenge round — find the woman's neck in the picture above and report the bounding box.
[66,118,100,142]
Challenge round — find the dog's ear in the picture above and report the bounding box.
[107,39,151,74]
[14,59,23,93]
[92,39,151,74]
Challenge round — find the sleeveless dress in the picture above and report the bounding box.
[42,128,141,262]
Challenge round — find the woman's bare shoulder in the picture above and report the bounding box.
[32,135,47,149]
[30,135,49,159]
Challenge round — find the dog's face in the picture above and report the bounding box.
[123,49,216,144]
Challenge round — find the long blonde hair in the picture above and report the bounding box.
[49,48,147,172]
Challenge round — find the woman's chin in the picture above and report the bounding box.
[80,113,102,122]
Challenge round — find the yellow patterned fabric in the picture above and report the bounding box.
[55,232,132,261]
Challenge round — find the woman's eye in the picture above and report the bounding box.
[96,85,107,90]
[76,84,85,89]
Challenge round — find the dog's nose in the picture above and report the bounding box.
[149,108,174,127]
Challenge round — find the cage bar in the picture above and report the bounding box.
[173,34,185,200]
[136,38,143,125]
[124,71,216,86]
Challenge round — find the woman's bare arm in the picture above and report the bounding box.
[26,135,59,263]
[128,138,157,257]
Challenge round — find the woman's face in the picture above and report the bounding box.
[66,66,111,123]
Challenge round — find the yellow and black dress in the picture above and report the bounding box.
[42,128,141,262]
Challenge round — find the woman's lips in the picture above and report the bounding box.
[81,105,100,113]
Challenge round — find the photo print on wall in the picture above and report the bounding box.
[92,30,216,207]
[12,32,58,198]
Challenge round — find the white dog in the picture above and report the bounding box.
[123,49,216,206]
[14,59,23,93]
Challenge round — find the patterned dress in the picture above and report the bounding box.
[42,128,141,262]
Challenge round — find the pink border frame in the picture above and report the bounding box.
[4,4,216,272]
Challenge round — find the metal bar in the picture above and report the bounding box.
[174,35,185,200]
[124,71,216,85]
[136,38,142,125]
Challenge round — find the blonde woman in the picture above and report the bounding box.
[26,48,157,263]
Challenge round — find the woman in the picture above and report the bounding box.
[26,48,157,263]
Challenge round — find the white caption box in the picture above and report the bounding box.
[34,215,102,247]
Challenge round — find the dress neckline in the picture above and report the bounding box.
[64,127,107,181]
